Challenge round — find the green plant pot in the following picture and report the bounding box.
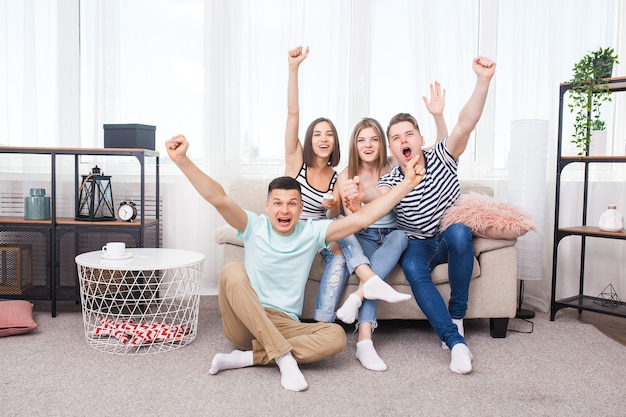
[593,59,614,78]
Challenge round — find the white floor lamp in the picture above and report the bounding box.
[508,119,549,319]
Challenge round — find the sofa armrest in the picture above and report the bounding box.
[215,225,243,247]
[472,237,516,258]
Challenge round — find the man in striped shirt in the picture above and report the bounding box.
[344,56,496,374]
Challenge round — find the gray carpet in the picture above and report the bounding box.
[1,296,625,417]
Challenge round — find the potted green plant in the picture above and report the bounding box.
[568,47,619,155]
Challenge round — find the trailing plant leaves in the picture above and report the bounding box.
[569,47,619,155]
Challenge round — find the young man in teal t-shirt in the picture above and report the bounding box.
[166,134,424,392]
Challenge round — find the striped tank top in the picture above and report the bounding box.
[295,163,338,221]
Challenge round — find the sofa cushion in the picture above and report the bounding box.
[215,224,241,246]
[472,237,517,257]
[459,181,494,196]
[441,192,537,239]
[229,177,271,214]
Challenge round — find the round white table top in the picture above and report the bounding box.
[75,247,205,270]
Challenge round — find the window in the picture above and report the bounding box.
[369,0,479,166]
[238,0,352,171]
[79,0,204,159]
[0,0,57,148]
[2,0,624,179]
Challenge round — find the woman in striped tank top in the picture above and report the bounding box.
[284,46,348,321]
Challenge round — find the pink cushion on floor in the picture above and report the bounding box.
[0,300,37,337]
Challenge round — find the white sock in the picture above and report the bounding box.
[442,318,465,350]
[336,293,362,324]
[362,276,411,303]
[355,339,387,372]
[209,349,254,375]
[274,352,308,392]
[449,343,473,374]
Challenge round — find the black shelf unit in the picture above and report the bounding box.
[0,147,159,316]
[550,77,626,321]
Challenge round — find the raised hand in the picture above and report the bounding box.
[165,134,189,162]
[423,81,446,116]
[288,46,309,67]
[472,56,496,80]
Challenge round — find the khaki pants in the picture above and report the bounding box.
[218,262,347,365]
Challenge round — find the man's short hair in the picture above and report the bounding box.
[387,113,421,138]
[268,176,302,198]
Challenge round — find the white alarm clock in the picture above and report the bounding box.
[117,201,137,222]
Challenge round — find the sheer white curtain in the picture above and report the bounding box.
[79,0,204,154]
[0,0,57,148]
[2,0,625,300]
[494,0,620,167]
[370,0,479,159]
[494,0,622,312]
[237,0,352,171]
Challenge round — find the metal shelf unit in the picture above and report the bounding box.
[0,147,160,316]
[550,77,626,320]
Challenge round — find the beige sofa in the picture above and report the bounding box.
[215,177,518,338]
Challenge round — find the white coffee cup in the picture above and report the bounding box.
[102,242,126,258]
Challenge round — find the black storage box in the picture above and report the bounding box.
[104,124,156,150]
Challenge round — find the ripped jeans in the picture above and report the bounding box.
[314,228,407,325]
[314,249,350,322]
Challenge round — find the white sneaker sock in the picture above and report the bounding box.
[362,275,411,303]
[355,339,387,372]
[442,318,465,350]
[449,343,473,374]
[274,352,308,392]
[336,293,362,324]
[209,349,254,375]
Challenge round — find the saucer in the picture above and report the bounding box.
[101,252,133,260]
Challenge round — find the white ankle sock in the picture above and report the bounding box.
[209,349,254,375]
[355,339,387,372]
[336,293,362,324]
[274,352,308,392]
[442,318,465,350]
[362,275,411,303]
[449,344,473,374]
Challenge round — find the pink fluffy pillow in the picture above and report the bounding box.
[441,192,538,239]
[0,300,37,337]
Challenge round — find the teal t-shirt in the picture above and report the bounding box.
[238,210,331,320]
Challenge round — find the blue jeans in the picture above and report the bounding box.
[314,249,350,322]
[400,223,473,349]
[337,228,408,328]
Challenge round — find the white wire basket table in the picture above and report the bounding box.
[75,248,205,354]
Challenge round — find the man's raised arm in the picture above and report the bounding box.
[446,56,496,160]
[166,134,248,232]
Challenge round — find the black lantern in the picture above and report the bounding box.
[75,165,115,221]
